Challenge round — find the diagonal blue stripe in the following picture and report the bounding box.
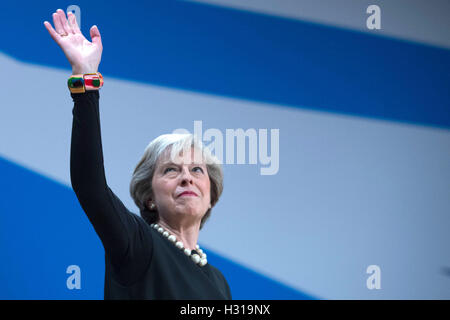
[0,0,448,129]
[204,248,317,300]
[0,156,316,299]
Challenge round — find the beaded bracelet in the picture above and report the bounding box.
[68,72,104,93]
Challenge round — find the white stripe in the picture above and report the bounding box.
[1,52,449,298]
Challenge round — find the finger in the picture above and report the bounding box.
[57,8,73,35]
[90,25,103,49]
[67,12,81,34]
[43,21,62,45]
[52,12,65,35]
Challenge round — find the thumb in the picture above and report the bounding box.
[90,25,102,47]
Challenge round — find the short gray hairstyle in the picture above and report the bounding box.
[130,133,224,230]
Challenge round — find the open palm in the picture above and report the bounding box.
[44,9,103,75]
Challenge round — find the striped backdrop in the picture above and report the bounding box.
[0,0,449,299]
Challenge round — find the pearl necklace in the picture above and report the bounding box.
[150,223,208,267]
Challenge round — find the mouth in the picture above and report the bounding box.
[178,191,198,197]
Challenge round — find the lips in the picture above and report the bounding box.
[178,191,198,197]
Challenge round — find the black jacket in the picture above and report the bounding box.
[70,90,231,299]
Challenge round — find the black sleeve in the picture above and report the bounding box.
[69,90,152,283]
[220,273,232,300]
[225,278,232,300]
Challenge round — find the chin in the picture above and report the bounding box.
[175,207,202,217]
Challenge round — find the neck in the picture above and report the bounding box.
[157,217,201,251]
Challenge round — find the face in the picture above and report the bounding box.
[149,147,211,225]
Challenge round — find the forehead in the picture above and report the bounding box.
[158,147,206,166]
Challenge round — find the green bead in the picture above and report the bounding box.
[69,78,84,88]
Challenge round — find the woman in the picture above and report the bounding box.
[44,9,231,300]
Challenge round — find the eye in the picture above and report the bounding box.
[193,166,204,173]
[164,167,176,174]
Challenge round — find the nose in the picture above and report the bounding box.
[179,167,194,185]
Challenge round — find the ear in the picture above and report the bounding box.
[145,198,153,209]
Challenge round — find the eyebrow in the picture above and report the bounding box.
[160,161,205,166]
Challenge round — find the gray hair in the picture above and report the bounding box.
[130,133,224,230]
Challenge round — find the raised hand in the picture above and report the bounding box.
[44,9,103,75]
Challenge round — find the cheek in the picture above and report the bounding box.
[202,180,211,201]
[164,183,177,198]
[152,179,175,201]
